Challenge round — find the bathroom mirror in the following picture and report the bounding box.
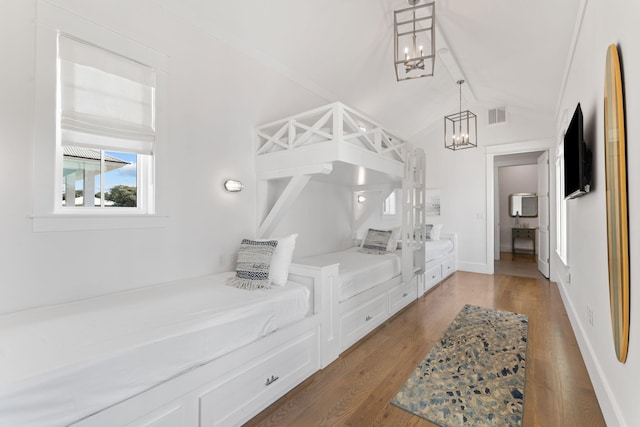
[509,193,538,217]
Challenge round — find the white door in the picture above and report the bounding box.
[537,152,550,278]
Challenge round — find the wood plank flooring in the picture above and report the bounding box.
[245,272,606,426]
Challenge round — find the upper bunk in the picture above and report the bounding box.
[255,102,409,184]
[254,102,425,257]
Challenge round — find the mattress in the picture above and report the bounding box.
[296,247,402,302]
[0,273,310,427]
[426,239,454,261]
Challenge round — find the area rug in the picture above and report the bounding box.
[391,304,528,427]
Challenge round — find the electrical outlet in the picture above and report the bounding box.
[587,305,594,327]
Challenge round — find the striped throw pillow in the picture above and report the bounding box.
[227,239,278,289]
[360,228,393,254]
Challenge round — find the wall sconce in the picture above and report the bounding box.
[357,195,367,203]
[224,179,244,192]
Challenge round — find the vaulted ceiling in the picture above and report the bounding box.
[161,0,582,140]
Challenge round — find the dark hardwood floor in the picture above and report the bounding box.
[245,272,606,426]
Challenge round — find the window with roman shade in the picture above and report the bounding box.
[58,34,155,210]
[33,0,167,231]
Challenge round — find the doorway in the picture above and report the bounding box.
[494,160,544,279]
[485,139,553,279]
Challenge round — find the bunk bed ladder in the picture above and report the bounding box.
[402,148,426,282]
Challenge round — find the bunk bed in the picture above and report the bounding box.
[0,271,324,427]
[424,231,457,293]
[255,102,426,366]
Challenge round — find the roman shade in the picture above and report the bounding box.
[58,34,155,155]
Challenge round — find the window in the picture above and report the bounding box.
[33,2,167,231]
[383,191,397,216]
[58,35,154,211]
[556,145,568,264]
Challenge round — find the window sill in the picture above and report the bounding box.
[31,214,169,232]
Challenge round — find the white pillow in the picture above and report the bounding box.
[387,227,401,251]
[427,224,443,241]
[258,234,298,286]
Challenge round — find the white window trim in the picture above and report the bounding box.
[33,1,168,232]
[555,144,568,266]
[382,190,398,217]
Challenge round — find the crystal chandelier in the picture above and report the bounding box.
[444,80,477,150]
[394,0,435,81]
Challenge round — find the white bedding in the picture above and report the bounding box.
[0,273,310,427]
[426,239,454,261]
[296,247,402,302]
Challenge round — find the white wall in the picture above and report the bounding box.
[552,0,640,425]
[267,180,354,258]
[498,165,538,252]
[0,0,330,314]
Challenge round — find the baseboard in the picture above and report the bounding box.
[457,261,490,275]
[556,276,626,427]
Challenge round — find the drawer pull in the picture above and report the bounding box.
[365,315,373,322]
[265,375,279,386]
[402,292,408,298]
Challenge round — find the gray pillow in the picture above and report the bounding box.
[227,239,278,289]
[360,228,393,254]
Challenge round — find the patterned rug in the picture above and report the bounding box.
[391,304,529,426]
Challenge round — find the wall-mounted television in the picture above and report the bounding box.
[564,103,592,199]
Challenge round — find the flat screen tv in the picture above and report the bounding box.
[564,103,592,199]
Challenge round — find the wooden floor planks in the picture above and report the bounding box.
[245,272,606,427]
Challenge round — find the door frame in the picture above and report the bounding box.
[485,139,554,275]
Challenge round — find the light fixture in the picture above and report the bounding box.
[357,195,367,203]
[444,80,477,150]
[224,179,244,192]
[394,0,435,81]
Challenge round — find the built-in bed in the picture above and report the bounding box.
[424,232,457,292]
[293,247,416,365]
[0,272,322,427]
[255,102,427,366]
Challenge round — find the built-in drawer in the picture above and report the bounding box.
[199,329,319,427]
[72,398,193,427]
[389,277,417,314]
[341,293,388,350]
[442,256,456,278]
[426,264,443,289]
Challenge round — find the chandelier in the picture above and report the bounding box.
[444,80,477,150]
[394,0,435,81]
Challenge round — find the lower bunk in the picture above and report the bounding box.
[292,247,419,366]
[0,272,323,427]
[423,232,457,294]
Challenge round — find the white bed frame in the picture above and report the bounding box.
[254,102,427,367]
[423,232,457,295]
[289,258,417,367]
[6,275,323,427]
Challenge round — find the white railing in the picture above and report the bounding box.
[256,102,407,164]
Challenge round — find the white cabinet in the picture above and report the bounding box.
[199,329,319,427]
[389,276,417,314]
[426,264,443,289]
[73,321,320,427]
[340,293,388,350]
